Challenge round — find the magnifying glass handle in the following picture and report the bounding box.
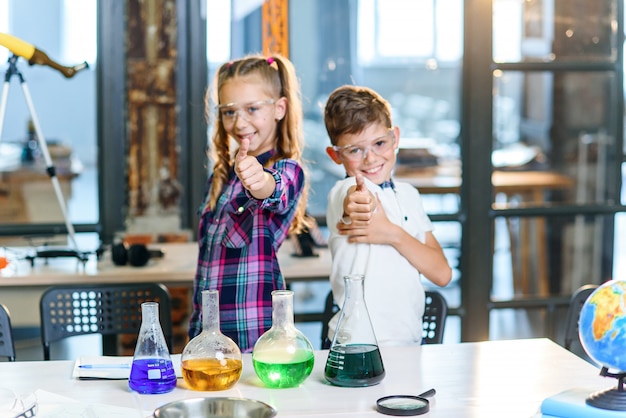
[418,388,436,398]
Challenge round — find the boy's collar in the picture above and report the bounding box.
[345,175,395,190]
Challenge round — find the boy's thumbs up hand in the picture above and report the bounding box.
[342,174,377,225]
[355,174,367,193]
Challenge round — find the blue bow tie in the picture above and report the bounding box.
[379,180,395,190]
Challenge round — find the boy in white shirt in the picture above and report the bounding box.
[323,85,452,346]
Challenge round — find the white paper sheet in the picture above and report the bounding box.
[73,354,182,380]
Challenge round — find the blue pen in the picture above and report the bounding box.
[78,363,131,369]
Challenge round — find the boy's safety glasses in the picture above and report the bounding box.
[332,130,395,161]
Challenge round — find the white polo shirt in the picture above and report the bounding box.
[326,176,433,346]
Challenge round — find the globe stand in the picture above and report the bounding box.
[586,367,626,410]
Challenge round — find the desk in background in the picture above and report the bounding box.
[395,164,574,296]
[0,240,331,327]
[0,338,609,417]
[0,142,82,225]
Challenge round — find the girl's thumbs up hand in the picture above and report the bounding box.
[234,138,275,197]
[235,137,249,162]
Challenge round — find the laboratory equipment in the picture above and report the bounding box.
[153,397,277,418]
[181,289,243,391]
[324,274,385,387]
[376,388,437,416]
[252,290,315,388]
[128,301,177,394]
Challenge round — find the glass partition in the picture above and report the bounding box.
[203,0,624,342]
[205,0,465,342]
[205,1,464,217]
[493,0,619,63]
[494,212,615,297]
[493,71,617,208]
[0,0,98,243]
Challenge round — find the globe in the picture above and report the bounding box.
[579,280,626,372]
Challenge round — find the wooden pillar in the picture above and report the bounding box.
[126,0,182,232]
[122,0,190,354]
[262,0,289,57]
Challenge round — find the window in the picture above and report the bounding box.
[357,0,463,65]
[0,0,9,63]
[0,0,98,247]
[61,0,97,66]
[207,0,231,66]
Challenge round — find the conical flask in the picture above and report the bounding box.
[252,290,315,388]
[181,289,242,391]
[324,274,385,387]
[128,302,177,394]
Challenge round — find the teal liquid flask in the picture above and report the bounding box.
[128,302,177,394]
[252,290,315,388]
[324,274,385,387]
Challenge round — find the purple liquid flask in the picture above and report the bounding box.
[128,302,177,394]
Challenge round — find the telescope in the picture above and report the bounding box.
[0,32,89,253]
[0,32,88,78]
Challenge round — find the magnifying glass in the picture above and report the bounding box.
[376,388,436,416]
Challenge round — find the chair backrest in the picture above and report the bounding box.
[0,303,16,361]
[321,290,339,349]
[564,284,598,354]
[39,283,172,360]
[422,290,448,345]
[320,289,448,348]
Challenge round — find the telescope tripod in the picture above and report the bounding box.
[0,54,78,251]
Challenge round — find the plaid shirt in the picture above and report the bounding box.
[188,151,305,352]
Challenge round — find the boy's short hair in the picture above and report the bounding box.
[323,85,393,145]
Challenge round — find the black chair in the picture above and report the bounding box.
[564,284,598,357]
[0,303,16,361]
[39,283,172,360]
[320,291,340,349]
[422,290,448,344]
[320,289,448,348]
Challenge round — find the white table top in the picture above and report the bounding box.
[0,240,331,288]
[0,338,611,417]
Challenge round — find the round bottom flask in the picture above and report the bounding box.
[252,290,315,388]
[181,290,242,391]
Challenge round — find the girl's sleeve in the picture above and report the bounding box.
[250,159,305,214]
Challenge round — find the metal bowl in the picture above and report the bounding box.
[153,397,277,418]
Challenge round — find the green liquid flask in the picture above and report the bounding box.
[252,290,315,388]
[324,274,386,387]
[181,290,243,391]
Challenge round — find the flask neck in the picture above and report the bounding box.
[201,289,221,333]
[133,301,171,359]
[141,302,160,326]
[343,274,366,310]
[271,290,295,328]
